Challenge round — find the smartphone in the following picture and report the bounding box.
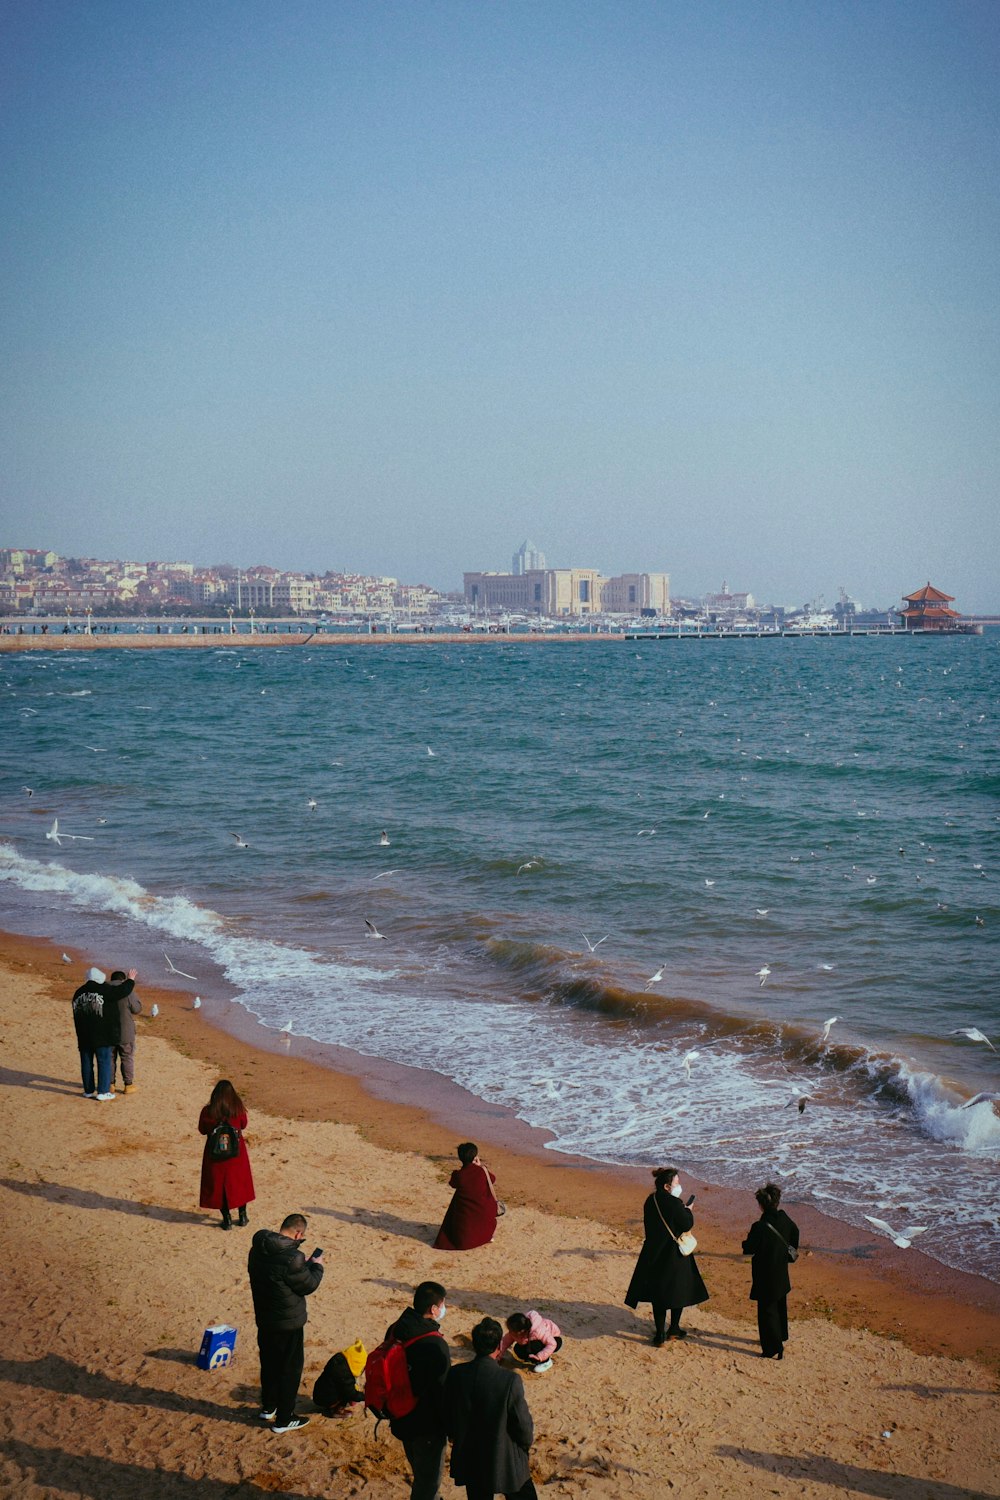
[310,1247,323,1258]
[686,1194,696,1206]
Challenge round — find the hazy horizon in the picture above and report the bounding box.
[3,2,998,610]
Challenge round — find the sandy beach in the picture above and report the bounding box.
[1,930,998,1500]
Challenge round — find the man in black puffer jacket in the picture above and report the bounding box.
[248,1212,324,1433]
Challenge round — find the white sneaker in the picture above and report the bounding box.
[271,1417,309,1434]
[84,1092,97,1099]
[95,1092,116,1101]
[532,1359,553,1373]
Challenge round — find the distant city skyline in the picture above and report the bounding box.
[2,2,998,611]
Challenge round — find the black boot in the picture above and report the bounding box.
[221,1208,232,1231]
[237,1206,249,1227]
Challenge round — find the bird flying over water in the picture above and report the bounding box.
[755,965,771,987]
[365,917,387,939]
[863,1215,929,1250]
[949,1027,995,1051]
[645,964,665,991]
[426,746,436,757]
[821,1016,839,1044]
[23,786,32,797]
[959,1091,1000,1110]
[516,860,541,874]
[582,933,609,952]
[230,832,250,848]
[164,952,197,981]
[45,818,94,846]
[681,1049,700,1079]
[379,830,391,846]
[306,798,317,811]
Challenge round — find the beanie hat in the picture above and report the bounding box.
[86,967,106,984]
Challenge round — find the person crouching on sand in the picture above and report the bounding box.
[499,1311,562,1373]
[433,1142,500,1251]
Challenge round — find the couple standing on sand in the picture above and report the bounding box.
[70,965,140,1100]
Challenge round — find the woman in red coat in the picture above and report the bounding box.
[198,1079,255,1231]
[433,1141,499,1251]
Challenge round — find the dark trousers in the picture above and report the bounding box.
[401,1431,446,1500]
[466,1482,538,1500]
[510,1336,562,1368]
[651,1303,684,1336]
[257,1326,304,1425]
[113,1040,136,1086]
[756,1297,789,1356]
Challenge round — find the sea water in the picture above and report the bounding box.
[2,636,998,1278]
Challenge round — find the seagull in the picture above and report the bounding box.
[230,832,250,849]
[61,953,72,964]
[426,746,436,757]
[582,933,609,952]
[22,786,33,797]
[379,831,391,846]
[704,879,716,888]
[150,1003,159,1018]
[949,1027,995,1051]
[784,1092,811,1114]
[365,917,387,939]
[164,952,197,981]
[866,876,877,886]
[959,1091,1000,1110]
[45,818,93,845]
[645,964,665,991]
[516,860,541,874]
[863,1215,929,1250]
[192,996,201,1009]
[818,963,836,971]
[636,828,656,837]
[755,909,770,917]
[306,798,317,811]
[755,965,771,987]
[821,1016,839,1044]
[372,870,399,881]
[974,916,985,927]
[681,1049,700,1079]
[279,1019,293,1033]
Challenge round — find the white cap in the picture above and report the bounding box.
[86,967,106,984]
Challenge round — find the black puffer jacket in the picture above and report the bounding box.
[247,1229,324,1330]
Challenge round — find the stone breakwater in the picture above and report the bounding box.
[0,631,621,652]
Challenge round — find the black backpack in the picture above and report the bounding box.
[208,1120,241,1162]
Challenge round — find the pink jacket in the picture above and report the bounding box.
[499,1309,561,1360]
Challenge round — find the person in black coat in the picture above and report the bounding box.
[446,1318,537,1500]
[624,1166,709,1345]
[247,1213,324,1431]
[386,1281,452,1500]
[742,1182,800,1359]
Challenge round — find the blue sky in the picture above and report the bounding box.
[2,0,998,608]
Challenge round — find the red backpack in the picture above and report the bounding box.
[364,1330,442,1433]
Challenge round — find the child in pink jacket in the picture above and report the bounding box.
[499,1310,563,1372]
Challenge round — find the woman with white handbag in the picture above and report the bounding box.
[625,1166,709,1346]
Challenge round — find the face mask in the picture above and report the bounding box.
[435,1305,447,1320]
[670,1183,683,1198]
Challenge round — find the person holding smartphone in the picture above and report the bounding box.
[624,1167,709,1345]
[247,1212,324,1433]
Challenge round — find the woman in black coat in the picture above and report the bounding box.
[625,1167,709,1345]
[742,1182,800,1359]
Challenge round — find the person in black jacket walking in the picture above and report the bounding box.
[742,1182,800,1359]
[624,1166,709,1345]
[386,1281,451,1500]
[71,966,137,1101]
[247,1213,324,1432]
[446,1318,537,1500]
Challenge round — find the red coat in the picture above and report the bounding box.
[198,1106,255,1210]
[433,1162,498,1251]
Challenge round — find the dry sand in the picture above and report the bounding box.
[1,932,998,1499]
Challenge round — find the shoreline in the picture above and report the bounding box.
[6,925,999,1370]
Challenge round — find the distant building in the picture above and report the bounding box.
[511,539,546,575]
[897,582,962,630]
[601,572,670,616]
[703,580,755,616]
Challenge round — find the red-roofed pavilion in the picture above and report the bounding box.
[898,583,961,630]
